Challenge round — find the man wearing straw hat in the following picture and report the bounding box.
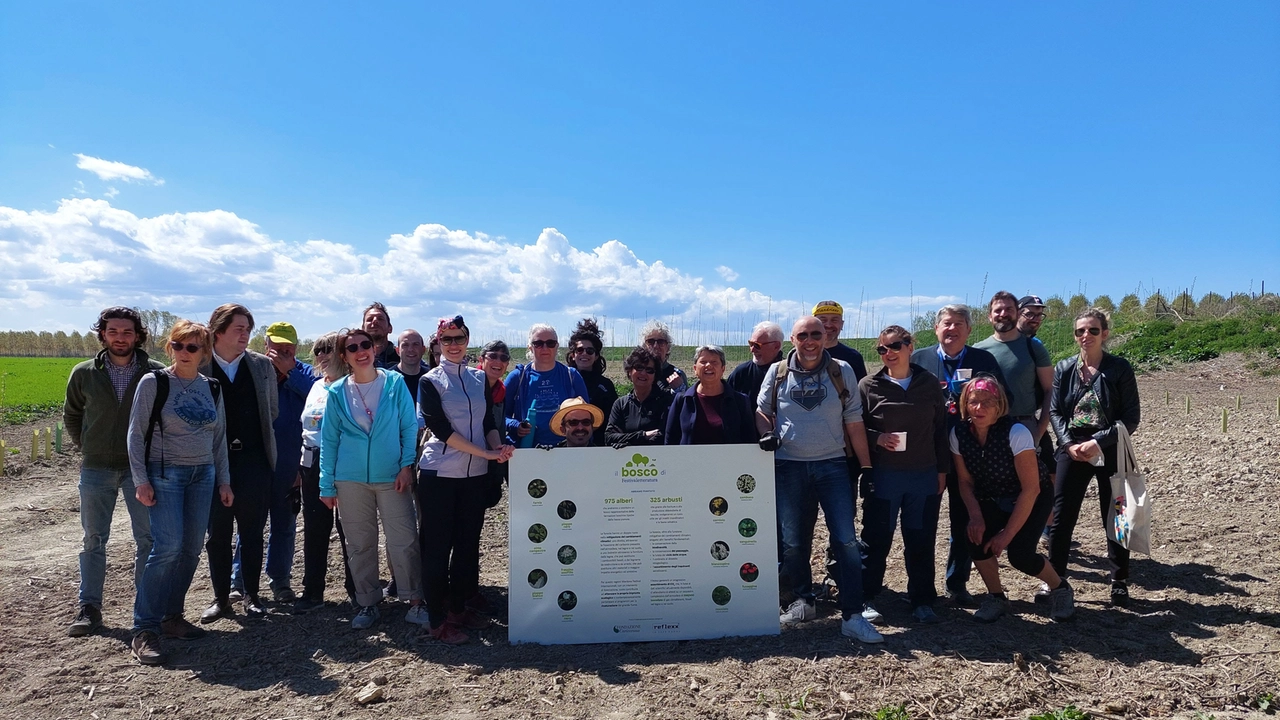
[547,397,604,449]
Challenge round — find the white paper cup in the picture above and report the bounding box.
[891,432,907,451]
[956,368,973,380]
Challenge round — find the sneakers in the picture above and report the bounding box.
[351,605,380,630]
[780,598,817,625]
[68,605,102,637]
[945,586,978,609]
[1033,582,1051,605]
[243,595,268,618]
[293,596,325,615]
[840,614,885,644]
[383,578,399,602]
[228,588,244,602]
[1049,582,1075,622]
[973,594,1012,623]
[861,603,884,625]
[200,598,233,624]
[404,605,430,626]
[272,587,297,603]
[1110,582,1130,608]
[131,631,167,666]
[912,605,940,624]
[160,615,206,640]
[447,609,491,631]
[428,621,470,645]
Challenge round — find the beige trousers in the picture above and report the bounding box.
[334,481,423,607]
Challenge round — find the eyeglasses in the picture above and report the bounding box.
[170,341,202,354]
[563,417,593,428]
[645,338,670,347]
[1021,311,1046,320]
[314,348,331,356]
[531,339,559,349]
[484,353,510,363]
[631,366,657,375]
[573,346,598,356]
[794,331,824,342]
[1074,327,1102,337]
[875,340,910,355]
[748,340,779,351]
[345,339,373,353]
[439,334,468,346]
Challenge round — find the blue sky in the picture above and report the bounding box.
[2,2,1277,343]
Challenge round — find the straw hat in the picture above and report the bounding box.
[549,397,604,436]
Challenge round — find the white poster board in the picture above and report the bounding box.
[508,444,778,645]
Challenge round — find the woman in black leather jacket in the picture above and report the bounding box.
[1046,308,1141,607]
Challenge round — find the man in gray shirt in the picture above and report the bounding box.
[975,291,1053,444]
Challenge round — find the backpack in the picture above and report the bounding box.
[769,358,853,458]
[144,370,222,466]
[1025,335,1045,408]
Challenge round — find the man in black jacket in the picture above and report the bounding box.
[727,321,784,402]
[910,304,1008,608]
[64,307,165,637]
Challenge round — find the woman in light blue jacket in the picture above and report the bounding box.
[319,327,425,630]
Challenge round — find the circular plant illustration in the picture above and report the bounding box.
[528,478,547,498]
[711,586,732,606]
[528,568,548,588]
[557,545,577,565]
[709,496,728,516]
[710,541,730,561]
[738,518,758,538]
[557,500,577,520]
[528,523,548,543]
[557,590,577,611]
[740,562,759,582]
[736,474,756,494]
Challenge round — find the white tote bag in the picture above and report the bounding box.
[1106,422,1151,556]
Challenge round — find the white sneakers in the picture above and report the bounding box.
[404,605,430,626]
[861,603,884,624]
[840,615,885,644]
[780,598,817,624]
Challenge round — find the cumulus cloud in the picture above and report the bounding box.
[0,198,945,344]
[715,265,739,282]
[73,154,164,185]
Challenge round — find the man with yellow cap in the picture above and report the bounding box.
[230,321,320,604]
[811,301,868,383]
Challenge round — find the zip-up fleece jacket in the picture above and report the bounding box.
[319,369,417,498]
[858,364,949,474]
[417,359,497,479]
[64,349,165,469]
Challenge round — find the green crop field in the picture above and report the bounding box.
[0,357,85,422]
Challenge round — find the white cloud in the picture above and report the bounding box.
[103,187,119,199]
[73,154,164,185]
[0,197,939,345]
[715,265,739,282]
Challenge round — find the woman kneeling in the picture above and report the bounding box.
[952,376,1074,623]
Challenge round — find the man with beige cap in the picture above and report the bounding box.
[547,397,604,448]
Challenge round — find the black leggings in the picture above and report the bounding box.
[299,460,355,602]
[417,470,487,626]
[1048,446,1129,583]
[967,485,1052,578]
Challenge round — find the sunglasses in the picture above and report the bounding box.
[439,334,468,346]
[875,340,909,355]
[564,417,594,428]
[1074,327,1102,337]
[794,331,825,342]
[645,338,670,347]
[345,339,373,353]
[631,366,657,375]
[531,339,559,349]
[573,346,598,356]
[484,353,511,363]
[748,340,779,351]
[314,348,331,356]
[170,341,203,354]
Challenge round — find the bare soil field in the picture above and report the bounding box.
[1,358,1277,720]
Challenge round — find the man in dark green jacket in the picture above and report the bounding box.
[64,307,165,637]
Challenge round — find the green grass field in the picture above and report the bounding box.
[0,357,85,423]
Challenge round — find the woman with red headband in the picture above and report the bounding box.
[951,375,1074,623]
[416,316,515,644]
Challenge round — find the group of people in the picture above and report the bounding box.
[63,291,1139,664]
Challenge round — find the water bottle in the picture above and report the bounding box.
[519,399,538,448]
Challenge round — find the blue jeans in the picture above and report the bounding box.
[231,465,298,592]
[776,458,863,618]
[133,463,215,634]
[78,467,152,608]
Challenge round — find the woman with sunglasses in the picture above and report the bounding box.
[666,345,758,445]
[605,346,674,447]
[417,316,515,644]
[503,324,589,448]
[125,321,231,665]
[952,376,1074,623]
[567,318,618,446]
[856,326,949,625]
[639,319,688,394]
[293,332,356,614]
[319,328,425,631]
[1046,308,1140,607]
[477,340,512,511]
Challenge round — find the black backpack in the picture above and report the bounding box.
[143,370,221,466]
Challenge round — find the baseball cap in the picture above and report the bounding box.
[264,321,299,345]
[1017,295,1046,311]
[811,300,843,316]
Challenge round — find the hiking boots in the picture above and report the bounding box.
[131,631,167,666]
[68,605,102,637]
[160,615,206,640]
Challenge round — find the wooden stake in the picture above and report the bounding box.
[1165,390,1170,405]
[0,439,6,475]
[1186,396,1191,415]
[44,427,53,461]
[1222,408,1228,433]
[55,422,63,454]
[31,429,38,461]
[1236,395,1241,410]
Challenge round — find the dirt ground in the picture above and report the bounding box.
[1,358,1277,720]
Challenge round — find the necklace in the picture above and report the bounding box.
[172,370,200,393]
[353,378,376,424]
